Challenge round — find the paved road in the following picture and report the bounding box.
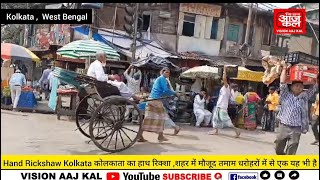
[1,110,319,155]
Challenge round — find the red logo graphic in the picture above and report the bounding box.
[274,8,306,35]
[107,172,120,180]
[214,173,222,180]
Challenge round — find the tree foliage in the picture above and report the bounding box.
[1,25,24,44]
[1,3,42,44]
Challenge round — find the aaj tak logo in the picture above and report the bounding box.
[274,8,306,35]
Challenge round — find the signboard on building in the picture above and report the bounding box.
[274,9,306,35]
[35,24,71,49]
[180,3,222,17]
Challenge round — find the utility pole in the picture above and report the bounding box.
[23,3,29,47]
[70,3,81,42]
[88,8,95,40]
[244,3,253,44]
[131,3,139,63]
[241,3,254,66]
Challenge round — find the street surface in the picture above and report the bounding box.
[1,110,319,155]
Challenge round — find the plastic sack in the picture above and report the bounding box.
[235,94,244,105]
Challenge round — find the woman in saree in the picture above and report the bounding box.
[243,86,261,130]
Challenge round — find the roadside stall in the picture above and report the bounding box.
[180,65,221,125]
[57,39,120,71]
[1,43,40,110]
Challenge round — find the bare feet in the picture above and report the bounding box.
[158,136,169,142]
[137,137,148,142]
[174,126,181,135]
[209,129,218,135]
[235,129,241,138]
[310,140,319,145]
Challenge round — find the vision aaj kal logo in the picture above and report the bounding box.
[274,8,306,35]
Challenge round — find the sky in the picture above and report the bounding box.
[270,3,299,8]
[242,3,300,10]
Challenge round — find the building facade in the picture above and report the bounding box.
[271,3,320,58]
[96,3,279,61]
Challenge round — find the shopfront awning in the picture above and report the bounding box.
[72,26,175,60]
[98,29,174,59]
[232,67,264,82]
[132,55,180,71]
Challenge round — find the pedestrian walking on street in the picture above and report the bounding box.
[209,66,241,137]
[138,67,178,142]
[39,65,53,100]
[311,92,319,146]
[243,86,261,130]
[275,63,318,155]
[261,86,279,132]
[9,69,26,111]
[160,68,181,135]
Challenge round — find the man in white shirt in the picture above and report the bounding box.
[209,66,241,137]
[123,65,142,123]
[124,65,142,94]
[87,51,139,101]
[193,88,212,127]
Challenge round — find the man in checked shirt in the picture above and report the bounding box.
[275,63,318,155]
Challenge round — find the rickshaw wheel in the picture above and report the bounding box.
[75,94,105,139]
[89,96,143,153]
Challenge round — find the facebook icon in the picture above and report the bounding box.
[230,174,238,180]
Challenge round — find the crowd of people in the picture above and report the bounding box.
[86,51,319,153]
[4,50,319,154]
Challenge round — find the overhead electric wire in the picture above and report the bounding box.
[299,4,319,43]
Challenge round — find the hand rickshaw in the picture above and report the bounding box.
[54,67,144,153]
[53,67,173,153]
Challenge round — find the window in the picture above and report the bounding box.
[142,14,151,31]
[227,24,240,42]
[182,13,196,37]
[210,19,219,39]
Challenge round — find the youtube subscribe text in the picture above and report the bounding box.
[1,170,318,180]
[108,172,206,180]
[18,172,213,180]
